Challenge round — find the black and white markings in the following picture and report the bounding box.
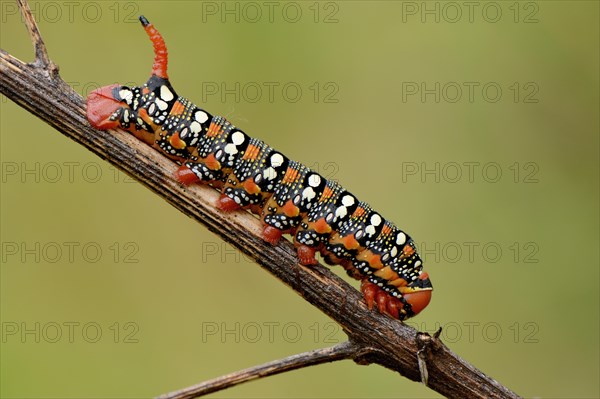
[255,152,289,192]
[294,172,326,211]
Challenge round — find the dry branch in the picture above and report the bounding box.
[0,3,521,398]
[159,341,360,399]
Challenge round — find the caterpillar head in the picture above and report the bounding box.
[87,83,156,145]
[87,16,171,145]
[402,271,432,316]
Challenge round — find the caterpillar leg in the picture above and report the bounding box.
[175,165,201,185]
[174,166,240,211]
[360,279,405,319]
[263,225,284,245]
[216,194,242,211]
[293,215,334,266]
[295,244,319,266]
[361,277,432,320]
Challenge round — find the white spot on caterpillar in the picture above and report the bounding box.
[231,131,245,145]
[390,246,398,258]
[156,99,168,111]
[271,153,284,167]
[263,167,277,180]
[195,111,209,123]
[160,85,174,101]
[308,174,321,187]
[370,214,382,226]
[302,187,316,201]
[396,232,407,245]
[224,144,238,155]
[334,206,347,219]
[342,195,355,206]
[190,121,202,133]
[365,225,376,236]
[119,89,133,104]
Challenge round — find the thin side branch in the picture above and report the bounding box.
[0,4,521,398]
[159,341,359,399]
[16,0,56,74]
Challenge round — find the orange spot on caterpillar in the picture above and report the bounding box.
[204,153,221,171]
[170,100,185,116]
[243,179,261,195]
[342,234,360,250]
[368,253,384,269]
[320,186,333,200]
[283,200,300,217]
[353,207,365,217]
[206,121,222,137]
[381,224,392,235]
[137,107,149,119]
[313,218,332,234]
[403,245,415,257]
[169,132,187,149]
[282,167,299,184]
[356,250,383,269]
[389,278,409,287]
[374,266,397,280]
[243,144,260,160]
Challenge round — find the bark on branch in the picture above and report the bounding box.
[0,3,521,398]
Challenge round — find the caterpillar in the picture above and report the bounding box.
[86,16,433,321]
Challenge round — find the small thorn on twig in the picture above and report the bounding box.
[16,0,58,76]
[416,346,429,386]
[416,327,443,386]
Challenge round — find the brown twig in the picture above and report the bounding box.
[158,341,360,399]
[0,2,522,398]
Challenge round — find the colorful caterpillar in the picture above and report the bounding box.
[86,16,433,321]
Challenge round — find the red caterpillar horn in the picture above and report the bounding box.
[139,15,169,79]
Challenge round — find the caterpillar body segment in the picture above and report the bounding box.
[86,16,433,321]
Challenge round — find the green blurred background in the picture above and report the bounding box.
[1,1,598,398]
